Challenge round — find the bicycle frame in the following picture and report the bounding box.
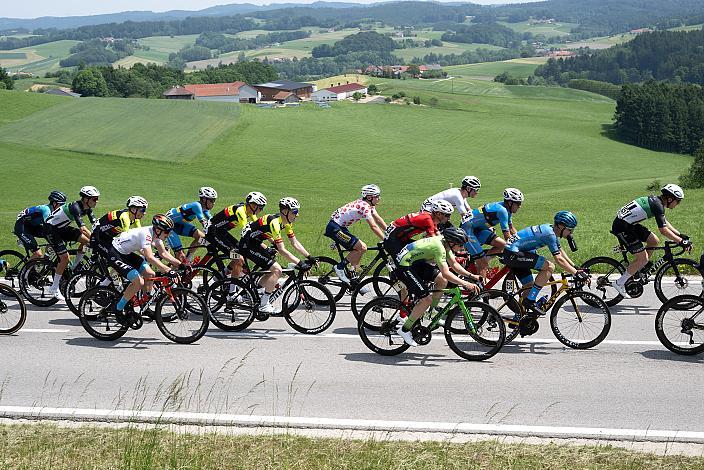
[329,240,388,278]
[409,286,481,333]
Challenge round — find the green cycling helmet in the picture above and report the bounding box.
[554,210,577,229]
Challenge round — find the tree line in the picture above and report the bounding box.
[311,31,396,58]
[441,23,522,48]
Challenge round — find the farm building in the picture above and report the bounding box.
[254,80,315,100]
[162,82,260,103]
[311,83,368,101]
[45,88,81,98]
[273,91,302,104]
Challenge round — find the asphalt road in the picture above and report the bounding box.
[0,286,702,441]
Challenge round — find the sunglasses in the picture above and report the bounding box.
[90,197,99,202]
[291,209,299,215]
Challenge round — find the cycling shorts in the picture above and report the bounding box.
[44,225,81,256]
[204,229,239,256]
[473,226,497,245]
[611,218,651,254]
[14,220,44,252]
[239,236,276,270]
[108,248,147,279]
[398,261,439,298]
[463,230,485,260]
[500,251,545,285]
[324,220,359,251]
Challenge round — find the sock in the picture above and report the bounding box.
[51,273,62,290]
[527,285,543,302]
[116,297,128,311]
[336,259,349,270]
[402,317,416,332]
[71,251,85,269]
[616,271,632,286]
[260,293,270,306]
[100,278,112,287]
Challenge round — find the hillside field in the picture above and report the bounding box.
[0,40,79,76]
[445,58,548,80]
[0,80,700,262]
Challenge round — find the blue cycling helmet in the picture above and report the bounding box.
[554,210,577,229]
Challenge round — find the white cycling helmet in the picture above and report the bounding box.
[126,196,148,209]
[503,188,524,203]
[361,184,381,198]
[661,183,684,200]
[279,197,300,211]
[79,186,100,198]
[431,200,454,215]
[198,186,218,200]
[246,191,267,207]
[461,176,481,190]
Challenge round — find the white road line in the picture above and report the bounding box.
[1,406,702,443]
[19,329,71,333]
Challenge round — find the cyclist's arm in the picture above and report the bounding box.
[371,210,387,231]
[552,250,578,275]
[154,240,182,268]
[658,224,685,243]
[439,262,478,292]
[274,239,300,264]
[288,235,310,259]
[366,219,385,240]
[448,256,480,281]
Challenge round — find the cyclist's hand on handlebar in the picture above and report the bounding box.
[463,281,480,295]
[680,238,693,252]
[266,247,278,258]
[296,260,312,271]
[574,270,589,282]
[167,270,179,279]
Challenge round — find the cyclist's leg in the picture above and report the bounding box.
[614,221,652,287]
[71,231,92,269]
[398,263,433,329]
[14,220,42,259]
[463,228,488,277]
[326,220,364,275]
[107,249,144,311]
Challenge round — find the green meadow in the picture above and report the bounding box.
[0,78,699,263]
[445,58,548,80]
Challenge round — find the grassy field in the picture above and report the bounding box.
[500,21,578,37]
[445,58,548,80]
[1,423,702,468]
[0,79,700,261]
[0,40,80,76]
[393,41,504,62]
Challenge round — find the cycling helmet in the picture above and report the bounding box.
[48,190,67,204]
[246,191,267,207]
[503,188,524,202]
[443,226,468,245]
[461,176,481,191]
[661,183,684,200]
[279,197,300,211]
[431,200,454,215]
[79,186,100,198]
[198,186,218,200]
[152,214,174,231]
[126,196,148,209]
[554,210,578,229]
[361,184,381,198]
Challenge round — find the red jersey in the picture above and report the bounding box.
[386,212,438,243]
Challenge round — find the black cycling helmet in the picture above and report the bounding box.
[443,226,468,245]
[152,214,174,232]
[48,190,67,204]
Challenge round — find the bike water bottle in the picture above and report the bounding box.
[536,295,548,311]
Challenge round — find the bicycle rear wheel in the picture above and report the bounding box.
[0,284,27,335]
[66,271,104,316]
[155,287,209,344]
[654,259,704,305]
[357,297,410,356]
[284,280,336,334]
[312,256,347,302]
[474,289,521,344]
[19,257,59,307]
[580,256,625,307]
[0,250,26,290]
[351,276,400,323]
[79,286,128,341]
[655,295,704,355]
[206,278,257,332]
[444,301,505,361]
[550,291,611,349]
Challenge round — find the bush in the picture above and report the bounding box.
[429,97,438,106]
[367,83,378,95]
[645,179,662,192]
[412,96,421,105]
[384,96,391,102]
[680,143,704,188]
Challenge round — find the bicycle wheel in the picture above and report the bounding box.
[550,291,611,349]
[580,256,625,307]
[351,276,400,322]
[19,257,59,307]
[444,301,505,361]
[66,271,104,316]
[474,289,521,344]
[312,256,347,302]
[655,295,704,355]
[185,264,224,298]
[357,297,410,356]
[0,250,27,290]
[371,261,392,294]
[654,259,704,305]
[283,280,336,334]
[206,278,257,332]
[0,284,27,335]
[78,286,128,341]
[155,287,209,344]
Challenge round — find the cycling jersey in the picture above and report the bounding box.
[45,201,95,229]
[464,201,512,232]
[113,226,164,255]
[331,199,376,227]
[15,205,51,252]
[397,236,452,267]
[167,202,211,225]
[421,188,470,215]
[96,209,141,240]
[616,196,666,228]
[505,224,561,256]
[16,205,51,227]
[385,212,438,243]
[211,203,256,232]
[242,214,295,244]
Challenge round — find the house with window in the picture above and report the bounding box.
[254,80,315,100]
[311,83,368,101]
[162,82,260,103]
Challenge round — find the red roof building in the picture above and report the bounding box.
[163,82,260,102]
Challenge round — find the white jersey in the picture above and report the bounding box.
[331,199,376,227]
[112,226,163,255]
[421,188,470,215]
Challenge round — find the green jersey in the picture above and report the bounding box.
[397,236,452,267]
[616,195,667,227]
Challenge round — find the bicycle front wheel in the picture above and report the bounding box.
[79,286,127,341]
[474,289,521,344]
[19,257,59,307]
[444,301,505,361]
[66,271,103,316]
[284,280,336,334]
[357,297,410,356]
[550,291,611,349]
[0,250,26,290]
[0,284,27,334]
[655,295,704,355]
[311,256,347,302]
[654,259,704,305]
[155,287,209,344]
[351,276,400,324]
[206,278,257,332]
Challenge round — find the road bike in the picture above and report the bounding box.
[475,274,611,349]
[655,294,704,355]
[357,286,505,361]
[78,273,209,344]
[0,283,26,335]
[582,241,702,306]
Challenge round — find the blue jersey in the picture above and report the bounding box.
[505,224,561,255]
[465,202,512,232]
[16,205,51,227]
[167,202,211,225]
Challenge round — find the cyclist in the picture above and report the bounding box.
[166,187,217,262]
[326,184,387,285]
[14,190,66,259]
[501,211,586,316]
[611,184,692,299]
[420,176,481,218]
[110,214,183,321]
[206,191,267,282]
[383,200,454,262]
[460,187,523,278]
[395,227,481,346]
[43,186,100,300]
[239,197,314,314]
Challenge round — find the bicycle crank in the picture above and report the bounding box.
[625,280,644,298]
[518,317,539,337]
[412,324,431,345]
